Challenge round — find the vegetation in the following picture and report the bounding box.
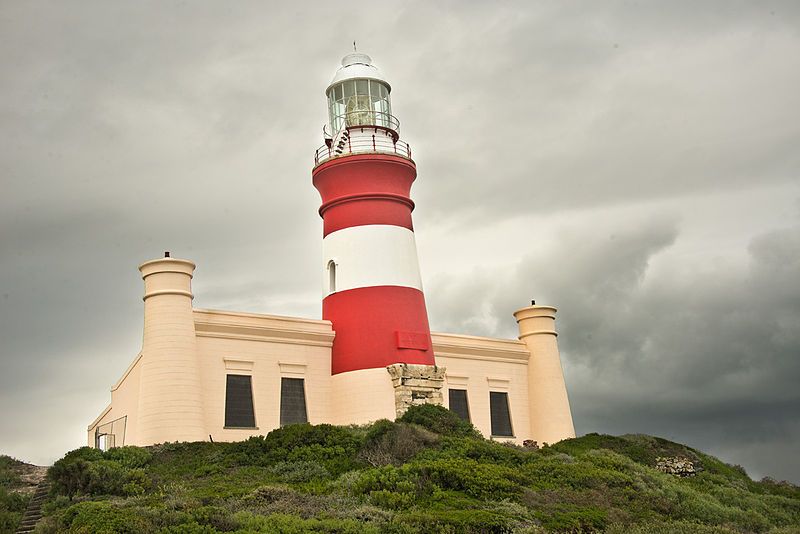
[1,455,32,533]
[6,406,800,533]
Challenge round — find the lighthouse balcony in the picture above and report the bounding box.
[315,127,411,166]
[315,112,410,166]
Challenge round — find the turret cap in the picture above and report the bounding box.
[327,52,391,94]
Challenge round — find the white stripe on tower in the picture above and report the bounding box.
[322,225,423,295]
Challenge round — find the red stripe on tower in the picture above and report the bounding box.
[312,52,434,375]
[314,154,415,237]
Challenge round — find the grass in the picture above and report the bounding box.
[7,406,800,533]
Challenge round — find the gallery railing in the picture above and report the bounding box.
[314,134,411,166]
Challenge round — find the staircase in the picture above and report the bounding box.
[333,129,350,155]
[16,480,50,534]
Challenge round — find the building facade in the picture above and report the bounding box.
[88,53,575,449]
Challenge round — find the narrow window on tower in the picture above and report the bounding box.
[489,391,513,437]
[280,378,308,426]
[327,260,336,293]
[448,389,470,422]
[224,374,256,428]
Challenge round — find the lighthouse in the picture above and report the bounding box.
[313,52,442,422]
[88,51,576,448]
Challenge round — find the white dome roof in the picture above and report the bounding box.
[327,52,391,94]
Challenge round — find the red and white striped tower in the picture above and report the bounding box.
[313,53,435,419]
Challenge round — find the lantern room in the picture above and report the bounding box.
[326,53,395,133]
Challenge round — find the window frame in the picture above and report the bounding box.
[279,377,309,427]
[448,388,471,422]
[224,374,257,429]
[489,391,514,438]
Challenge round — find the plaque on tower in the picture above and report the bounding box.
[395,331,430,351]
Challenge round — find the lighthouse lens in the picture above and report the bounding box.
[328,79,393,133]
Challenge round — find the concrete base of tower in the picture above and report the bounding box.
[329,367,396,425]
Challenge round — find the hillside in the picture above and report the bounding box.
[5,406,800,533]
[1,455,47,533]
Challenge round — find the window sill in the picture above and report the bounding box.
[491,435,515,439]
[223,426,259,430]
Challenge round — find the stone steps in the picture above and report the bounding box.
[16,479,50,534]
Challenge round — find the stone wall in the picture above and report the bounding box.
[386,363,446,418]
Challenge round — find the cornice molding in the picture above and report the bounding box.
[431,331,529,364]
[193,308,335,347]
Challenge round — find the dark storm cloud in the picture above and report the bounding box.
[1,0,798,482]
[426,216,800,481]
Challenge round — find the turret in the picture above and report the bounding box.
[514,304,575,444]
[136,254,206,444]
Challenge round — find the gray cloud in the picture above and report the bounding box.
[426,216,800,481]
[1,1,799,482]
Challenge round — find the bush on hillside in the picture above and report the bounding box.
[360,420,439,466]
[0,487,30,534]
[226,423,364,474]
[104,445,152,469]
[268,460,331,483]
[26,423,800,533]
[397,404,480,438]
[0,456,25,489]
[48,446,153,498]
[59,500,152,533]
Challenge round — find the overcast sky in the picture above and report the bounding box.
[1,1,798,482]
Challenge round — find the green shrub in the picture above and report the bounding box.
[398,404,480,438]
[147,441,223,480]
[103,446,151,469]
[523,454,634,491]
[49,448,153,498]
[417,436,529,467]
[393,508,515,533]
[352,465,424,497]
[0,486,29,534]
[60,500,152,533]
[551,433,701,469]
[85,460,128,495]
[0,486,28,513]
[49,447,106,497]
[605,520,742,533]
[189,504,238,531]
[360,421,439,466]
[234,511,381,533]
[269,461,331,483]
[533,504,608,532]
[368,489,417,510]
[160,523,220,534]
[412,458,524,500]
[194,464,223,478]
[0,456,24,489]
[226,424,363,475]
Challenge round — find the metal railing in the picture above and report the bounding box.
[94,415,127,450]
[315,133,411,166]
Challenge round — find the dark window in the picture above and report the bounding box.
[490,391,513,437]
[328,260,336,293]
[225,375,255,428]
[280,378,308,426]
[448,389,470,421]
